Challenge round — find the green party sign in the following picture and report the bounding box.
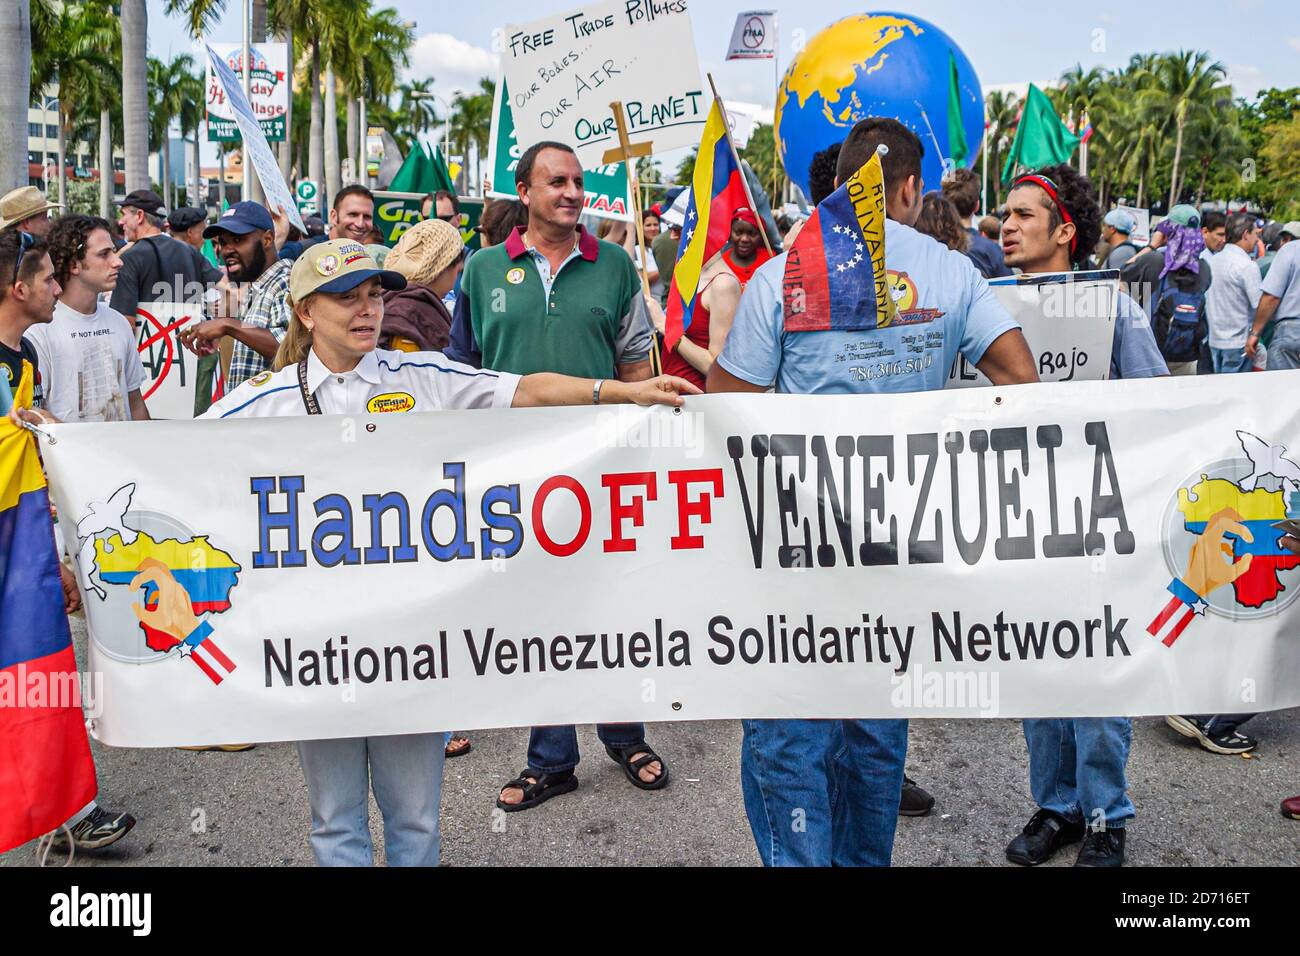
[486,77,632,222]
[372,192,483,251]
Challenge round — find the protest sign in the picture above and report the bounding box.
[725,11,777,60]
[205,45,305,233]
[372,193,484,250]
[42,373,1300,746]
[948,272,1117,387]
[134,303,202,419]
[205,42,288,142]
[501,0,707,168]
[1118,204,1151,246]
[486,75,632,222]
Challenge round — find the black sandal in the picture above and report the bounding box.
[495,768,578,813]
[605,742,669,790]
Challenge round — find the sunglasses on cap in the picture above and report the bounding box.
[10,230,34,287]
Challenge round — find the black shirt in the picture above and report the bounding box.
[109,234,222,316]
[0,336,44,408]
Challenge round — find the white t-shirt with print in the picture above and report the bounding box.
[24,301,147,422]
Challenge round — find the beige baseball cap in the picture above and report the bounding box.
[0,186,62,228]
[1281,221,1300,240]
[289,238,407,303]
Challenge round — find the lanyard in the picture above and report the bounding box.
[297,359,322,415]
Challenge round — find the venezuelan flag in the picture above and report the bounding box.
[663,99,750,350]
[0,364,96,852]
[783,150,896,333]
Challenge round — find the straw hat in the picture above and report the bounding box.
[385,219,464,286]
[0,186,62,228]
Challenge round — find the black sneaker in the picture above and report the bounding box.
[899,775,935,817]
[1075,828,1125,867]
[1165,715,1258,755]
[49,806,136,851]
[1005,809,1084,866]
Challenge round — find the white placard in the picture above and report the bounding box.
[134,303,203,419]
[724,10,776,60]
[502,0,707,168]
[948,272,1117,387]
[204,44,305,232]
[41,375,1300,746]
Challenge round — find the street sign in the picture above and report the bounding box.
[296,179,320,216]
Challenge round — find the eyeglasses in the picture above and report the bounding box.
[11,230,34,287]
[437,212,459,223]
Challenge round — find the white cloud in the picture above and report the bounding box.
[406,32,498,99]
[1227,63,1267,99]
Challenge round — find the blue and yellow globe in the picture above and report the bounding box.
[775,12,984,202]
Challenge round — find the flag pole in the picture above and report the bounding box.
[708,73,773,256]
[772,13,781,209]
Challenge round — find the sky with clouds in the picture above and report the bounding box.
[147,0,1297,169]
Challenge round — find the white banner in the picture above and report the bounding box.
[41,375,1300,747]
[502,0,707,169]
[725,11,776,60]
[204,44,306,233]
[948,272,1117,388]
[133,303,201,419]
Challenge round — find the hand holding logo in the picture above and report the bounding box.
[128,558,200,649]
[1182,508,1254,598]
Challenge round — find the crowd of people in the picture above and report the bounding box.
[3,107,1299,868]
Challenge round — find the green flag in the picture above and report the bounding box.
[1001,83,1081,184]
[389,141,455,194]
[946,51,969,167]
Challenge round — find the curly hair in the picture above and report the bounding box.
[1019,163,1101,268]
[47,214,113,287]
[806,142,842,205]
[914,192,969,253]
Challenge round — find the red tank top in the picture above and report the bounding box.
[661,278,716,390]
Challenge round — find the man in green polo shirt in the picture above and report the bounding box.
[446,139,666,814]
[447,141,654,380]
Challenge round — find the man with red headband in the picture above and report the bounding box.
[1000,164,1166,868]
[721,208,772,287]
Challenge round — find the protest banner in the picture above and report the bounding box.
[486,75,632,222]
[372,192,483,250]
[725,11,777,60]
[501,0,707,169]
[134,303,202,419]
[40,373,1300,746]
[205,44,306,233]
[948,272,1117,388]
[205,42,288,142]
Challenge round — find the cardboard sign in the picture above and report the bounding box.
[947,272,1118,388]
[501,0,707,168]
[486,75,632,222]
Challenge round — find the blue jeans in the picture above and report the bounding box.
[1211,346,1252,373]
[1267,319,1300,370]
[527,723,646,774]
[1023,718,1134,829]
[740,718,908,867]
[296,733,444,866]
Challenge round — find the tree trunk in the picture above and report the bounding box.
[346,97,358,182]
[56,118,67,208]
[309,44,324,196]
[1,0,31,191]
[121,0,148,193]
[161,135,171,208]
[278,26,293,183]
[251,0,267,43]
[324,65,340,207]
[1195,160,1210,208]
[99,109,113,217]
[1168,114,1185,210]
[1136,170,1145,211]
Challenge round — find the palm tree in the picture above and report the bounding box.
[448,77,494,193]
[149,56,200,208]
[398,79,438,143]
[175,67,207,206]
[1137,51,1228,207]
[330,5,412,185]
[5,0,46,191]
[983,90,1020,208]
[121,0,149,192]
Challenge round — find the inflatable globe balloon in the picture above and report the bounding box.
[775,12,984,203]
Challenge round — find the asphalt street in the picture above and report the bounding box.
[3,617,1298,867]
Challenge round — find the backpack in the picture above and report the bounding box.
[1152,273,1207,364]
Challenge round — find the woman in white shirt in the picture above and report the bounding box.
[202,239,698,866]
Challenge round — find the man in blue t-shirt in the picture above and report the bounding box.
[999,164,1166,869]
[710,118,1038,867]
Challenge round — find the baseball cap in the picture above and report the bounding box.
[168,206,208,231]
[289,239,407,302]
[1281,221,1300,240]
[1104,209,1136,234]
[117,189,167,216]
[1166,204,1201,228]
[203,200,273,238]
